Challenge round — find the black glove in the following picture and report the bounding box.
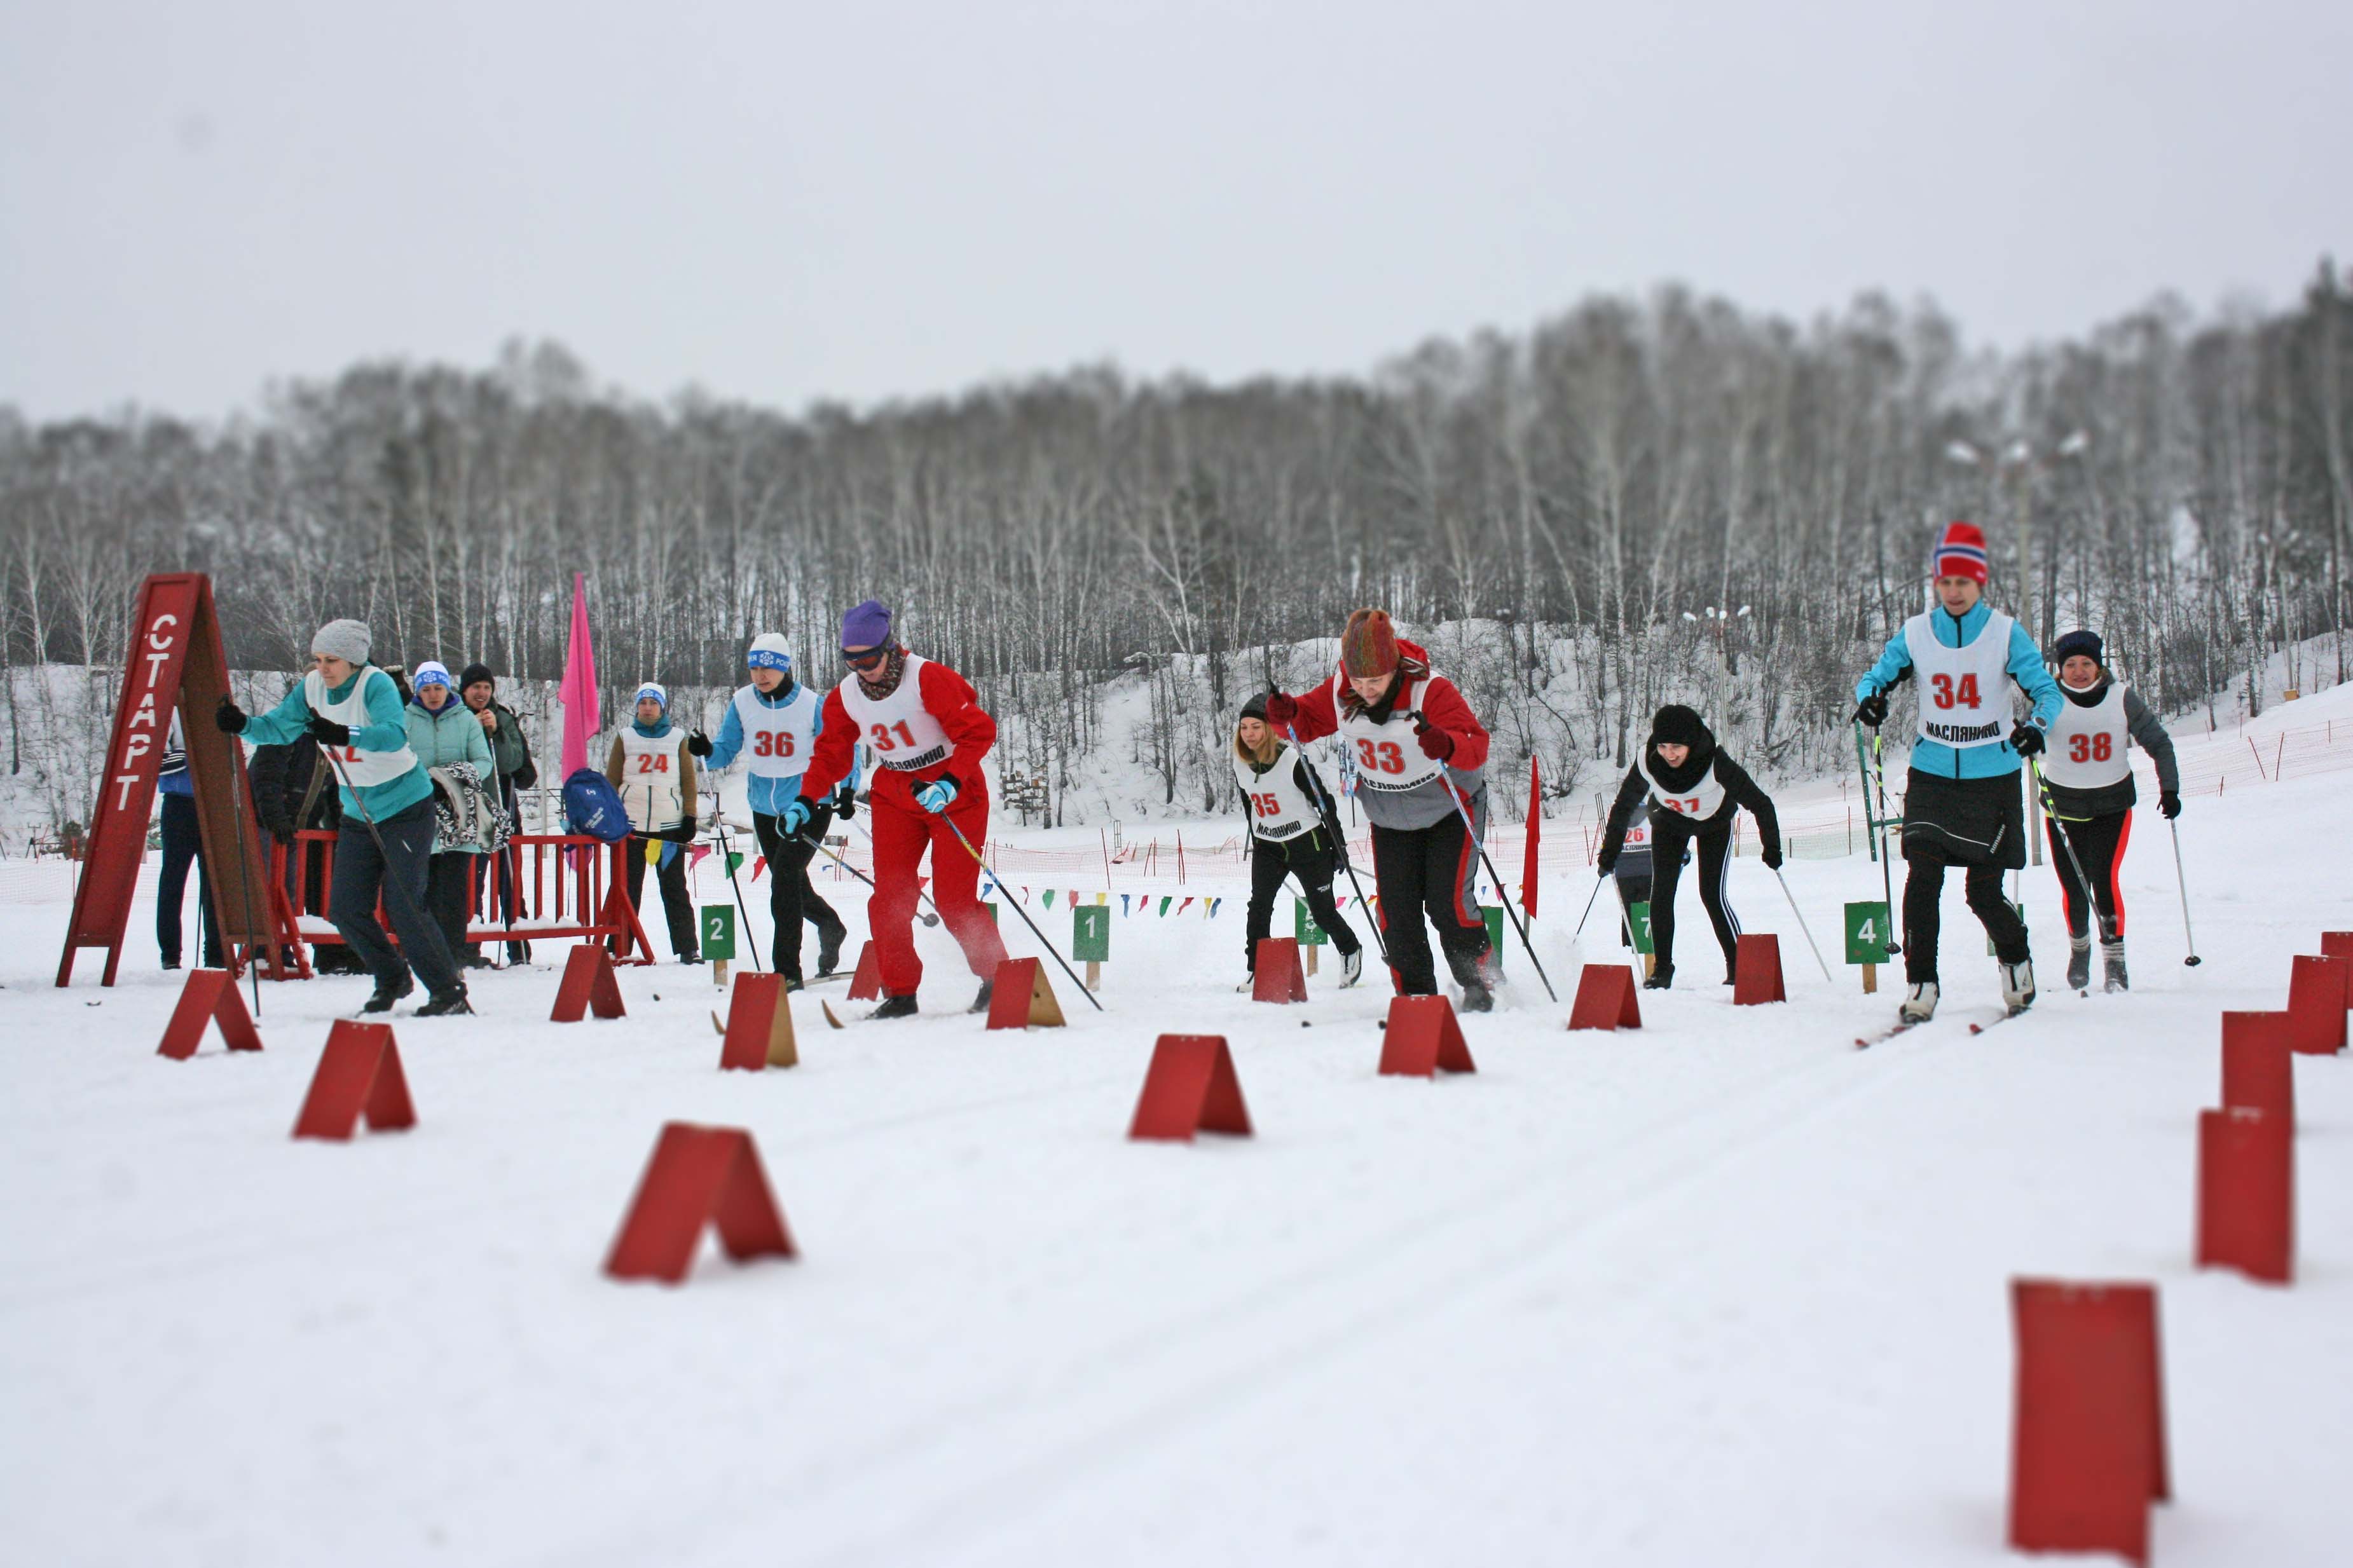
[214,695,248,734]
[306,715,352,747]
[2160,789,2181,820]
[1853,692,1888,729]
[686,729,712,758]
[2008,722,2045,758]
[1762,844,1784,871]
[833,786,855,821]
[1596,849,1618,876]
[512,760,537,791]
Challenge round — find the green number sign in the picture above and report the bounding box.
[1072,904,1109,963]
[1626,900,1654,956]
[1294,897,1330,946]
[1482,906,1505,972]
[1844,901,1893,965]
[701,904,736,961]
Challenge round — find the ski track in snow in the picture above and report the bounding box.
[4,719,2352,1566]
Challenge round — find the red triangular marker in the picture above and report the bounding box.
[156,968,265,1060]
[1567,964,1642,1030]
[1251,937,1308,1003]
[1128,1035,1252,1141]
[552,944,627,1021]
[1379,995,1475,1077]
[291,1021,416,1140]
[604,1122,797,1284]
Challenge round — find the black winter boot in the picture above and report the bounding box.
[871,993,919,1020]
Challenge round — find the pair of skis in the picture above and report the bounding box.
[1854,1002,2029,1049]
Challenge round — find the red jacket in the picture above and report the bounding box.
[1279,639,1492,772]
[798,655,996,812]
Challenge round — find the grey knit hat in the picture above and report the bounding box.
[312,619,371,665]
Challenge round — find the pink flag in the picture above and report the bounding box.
[558,572,599,781]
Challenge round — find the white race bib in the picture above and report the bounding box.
[1906,610,2016,750]
[839,655,956,772]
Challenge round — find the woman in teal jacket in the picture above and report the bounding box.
[1851,522,2063,1023]
[406,660,496,971]
[216,620,469,1015]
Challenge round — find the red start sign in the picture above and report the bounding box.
[57,573,296,987]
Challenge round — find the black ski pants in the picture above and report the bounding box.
[330,798,460,997]
[2047,810,2131,941]
[425,852,476,971]
[753,805,849,979]
[623,835,700,962]
[1901,848,2028,984]
[1645,810,1740,980]
[1244,830,1361,969]
[1369,793,1491,996]
[156,791,223,969]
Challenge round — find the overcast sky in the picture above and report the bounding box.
[2,0,2346,423]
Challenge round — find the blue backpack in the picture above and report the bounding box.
[561,767,633,843]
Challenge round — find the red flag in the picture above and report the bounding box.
[558,572,599,781]
[1522,756,1542,919]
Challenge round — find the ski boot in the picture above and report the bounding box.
[1449,950,1496,1012]
[2101,940,2129,993]
[2000,958,2037,1015]
[1899,981,1938,1023]
[816,927,845,978]
[1340,947,1364,988]
[2066,936,2092,992]
[968,978,994,1014]
[1642,964,1675,991]
[415,985,474,1018]
[871,993,919,1020]
[360,972,416,1015]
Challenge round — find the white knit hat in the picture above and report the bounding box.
[312,619,371,665]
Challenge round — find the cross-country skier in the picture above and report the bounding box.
[1595,704,1783,989]
[2041,629,2182,992]
[780,600,1009,1018]
[687,634,854,987]
[604,683,702,964]
[1262,609,1498,1009]
[1852,521,2064,1021]
[1231,694,1364,989]
[214,618,472,1016]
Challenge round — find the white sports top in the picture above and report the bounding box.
[1327,672,1449,793]
[2042,682,2132,789]
[1636,754,1728,821]
[1905,610,2015,750]
[615,726,686,832]
[1232,742,1321,842]
[729,683,821,779]
[303,668,418,788]
[839,653,954,773]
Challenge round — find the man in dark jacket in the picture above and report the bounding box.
[460,662,537,963]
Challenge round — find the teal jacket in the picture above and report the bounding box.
[242,665,434,821]
[1855,601,2064,779]
[406,694,497,851]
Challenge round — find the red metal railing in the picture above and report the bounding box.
[270,831,654,958]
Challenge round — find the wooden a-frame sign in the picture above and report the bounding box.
[57,573,301,986]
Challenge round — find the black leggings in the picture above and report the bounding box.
[1369,798,1490,995]
[1645,812,1739,978]
[2047,810,2130,940]
[1902,849,2028,983]
[753,806,848,979]
[622,835,700,960]
[1244,831,1361,967]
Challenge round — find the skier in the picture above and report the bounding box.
[603,683,702,964]
[404,660,495,974]
[1262,608,1498,1009]
[779,599,1009,1018]
[686,634,854,986]
[2041,629,2183,992]
[1231,693,1364,989]
[214,618,471,1016]
[1594,704,1783,989]
[154,711,224,971]
[1852,521,2063,1022]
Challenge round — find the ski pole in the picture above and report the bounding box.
[935,812,1104,1011]
[2029,760,2108,946]
[1856,721,1902,953]
[1573,869,1607,939]
[2169,817,2201,967]
[1282,723,1389,966]
[1411,715,1558,1002]
[710,815,764,971]
[801,825,940,927]
[1771,866,1833,984]
[842,812,945,926]
[222,715,268,1014]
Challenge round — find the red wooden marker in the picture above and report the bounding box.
[1567,964,1642,1031]
[1128,1035,1252,1142]
[604,1122,796,1285]
[1732,934,1785,1005]
[551,944,627,1022]
[291,1022,416,1140]
[2282,955,2349,1054]
[2196,1106,2293,1285]
[1379,995,1476,1077]
[846,941,882,1002]
[155,969,265,1060]
[1251,937,1308,1004]
[2008,1278,2169,1565]
[2218,1011,2294,1124]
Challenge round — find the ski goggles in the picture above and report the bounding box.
[840,646,889,672]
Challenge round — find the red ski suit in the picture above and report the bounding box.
[797,655,1008,998]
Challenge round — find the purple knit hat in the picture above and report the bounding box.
[841,599,893,650]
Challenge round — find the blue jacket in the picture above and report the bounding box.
[1855,601,2064,779]
[706,681,860,816]
[242,665,434,821]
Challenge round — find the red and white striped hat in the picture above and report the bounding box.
[1932,520,1990,585]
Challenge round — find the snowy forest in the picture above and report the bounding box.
[3,264,2350,839]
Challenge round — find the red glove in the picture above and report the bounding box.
[1415,721,1456,761]
[1263,692,1299,728]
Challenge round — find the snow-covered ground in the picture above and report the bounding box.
[4,690,2350,1565]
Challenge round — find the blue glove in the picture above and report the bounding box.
[916,777,958,814]
[780,798,811,836]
